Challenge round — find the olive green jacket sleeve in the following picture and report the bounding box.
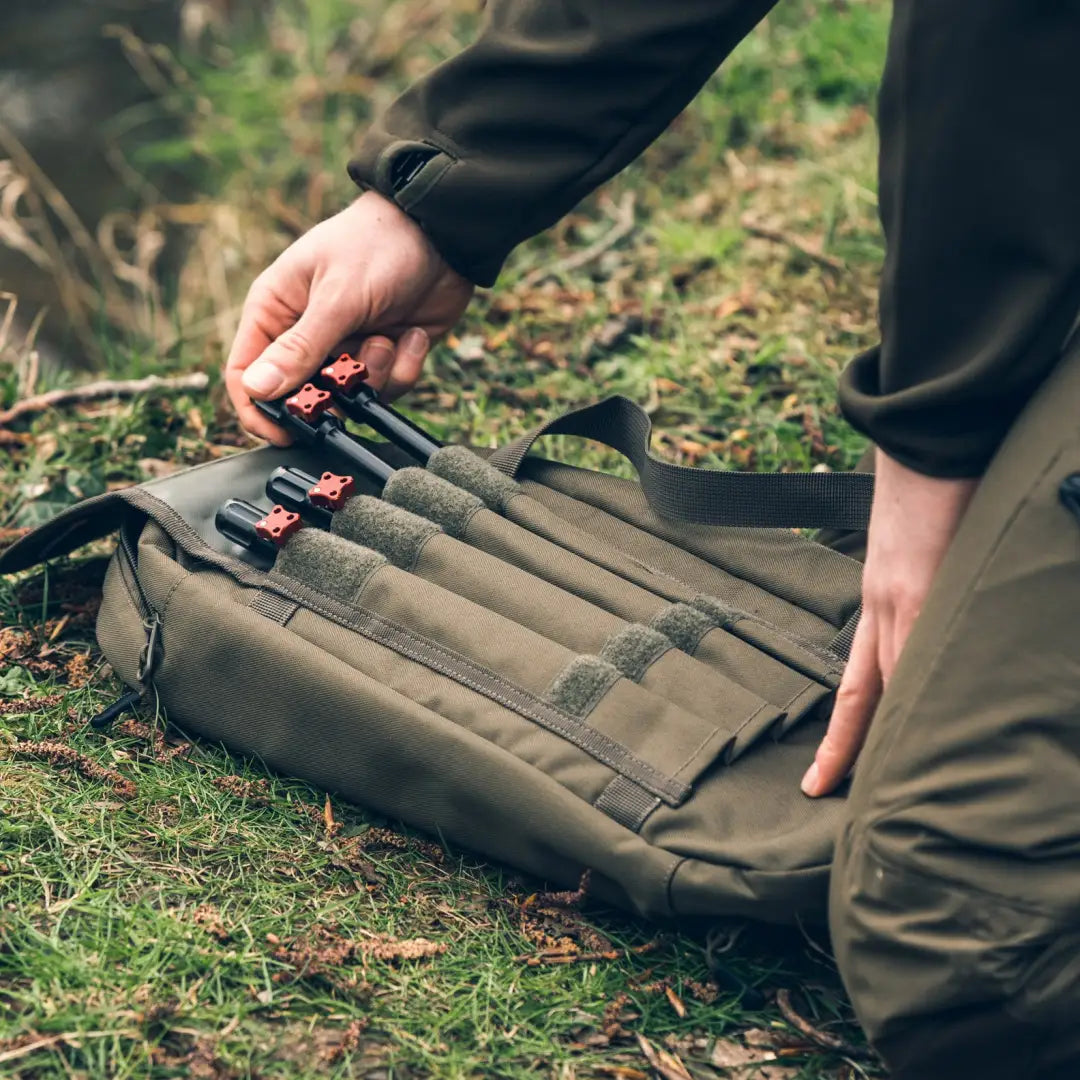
[838,0,1080,477]
[348,0,778,288]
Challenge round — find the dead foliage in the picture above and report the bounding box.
[114,717,192,760]
[212,775,271,804]
[633,973,721,1011]
[326,835,382,887]
[318,1017,370,1066]
[146,800,181,826]
[12,739,137,798]
[63,652,93,688]
[352,824,444,864]
[682,977,721,1006]
[506,870,664,968]
[0,617,101,688]
[293,797,343,837]
[636,1032,693,1080]
[706,1037,792,1077]
[149,1032,241,1080]
[0,692,65,716]
[135,994,181,1030]
[775,987,873,1060]
[192,904,230,943]
[602,992,639,1043]
[266,923,447,991]
[0,373,209,427]
[0,627,34,663]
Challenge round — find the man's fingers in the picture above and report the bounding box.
[357,336,397,392]
[354,329,429,401]
[225,287,294,443]
[225,363,294,446]
[240,298,354,402]
[801,617,883,797]
[383,327,430,401]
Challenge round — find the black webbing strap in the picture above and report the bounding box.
[488,396,874,530]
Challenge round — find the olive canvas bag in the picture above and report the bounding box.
[0,396,870,925]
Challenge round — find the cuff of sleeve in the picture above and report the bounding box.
[838,347,993,480]
[348,131,506,288]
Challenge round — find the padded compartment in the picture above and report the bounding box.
[351,489,835,729]
[327,498,788,758]
[517,456,863,636]
[250,525,775,814]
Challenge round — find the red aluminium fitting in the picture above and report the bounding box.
[307,471,356,511]
[284,383,333,422]
[320,353,368,393]
[254,505,303,547]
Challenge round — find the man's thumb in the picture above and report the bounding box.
[240,306,346,400]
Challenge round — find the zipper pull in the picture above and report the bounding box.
[137,613,162,683]
[89,613,161,732]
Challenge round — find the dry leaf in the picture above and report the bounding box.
[708,1036,794,1078]
[635,1033,692,1080]
[664,985,686,1019]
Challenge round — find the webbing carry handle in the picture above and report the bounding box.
[489,396,874,531]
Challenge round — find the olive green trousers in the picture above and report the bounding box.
[830,340,1080,1078]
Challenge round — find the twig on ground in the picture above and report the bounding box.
[775,988,872,1060]
[522,192,637,286]
[0,1030,138,1066]
[0,373,209,427]
[740,214,845,274]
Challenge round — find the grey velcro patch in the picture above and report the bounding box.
[690,593,740,628]
[598,624,672,682]
[545,655,622,719]
[649,603,716,654]
[426,445,521,511]
[276,528,387,603]
[331,495,442,570]
[382,467,484,539]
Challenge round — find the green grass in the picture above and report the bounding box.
[1,1,887,1075]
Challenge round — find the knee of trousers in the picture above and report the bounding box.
[829,818,1080,1080]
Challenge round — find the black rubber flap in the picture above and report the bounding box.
[0,440,412,575]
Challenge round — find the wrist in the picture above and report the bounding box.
[865,448,979,584]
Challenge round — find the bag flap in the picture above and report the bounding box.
[0,441,410,576]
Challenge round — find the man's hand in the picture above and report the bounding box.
[801,450,979,796]
[225,191,474,445]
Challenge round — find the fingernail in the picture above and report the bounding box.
[361,338,395,366]
[401,327,429,358]
[242,362,285,398]
[800,761,820,797]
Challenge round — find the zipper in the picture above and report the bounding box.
[118,520,152,619]
[90,526,161,731]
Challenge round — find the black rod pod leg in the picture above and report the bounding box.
[319,353,441,463]
[265,467,333,529]
[215,499,301,555]
[253,389,396,484]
